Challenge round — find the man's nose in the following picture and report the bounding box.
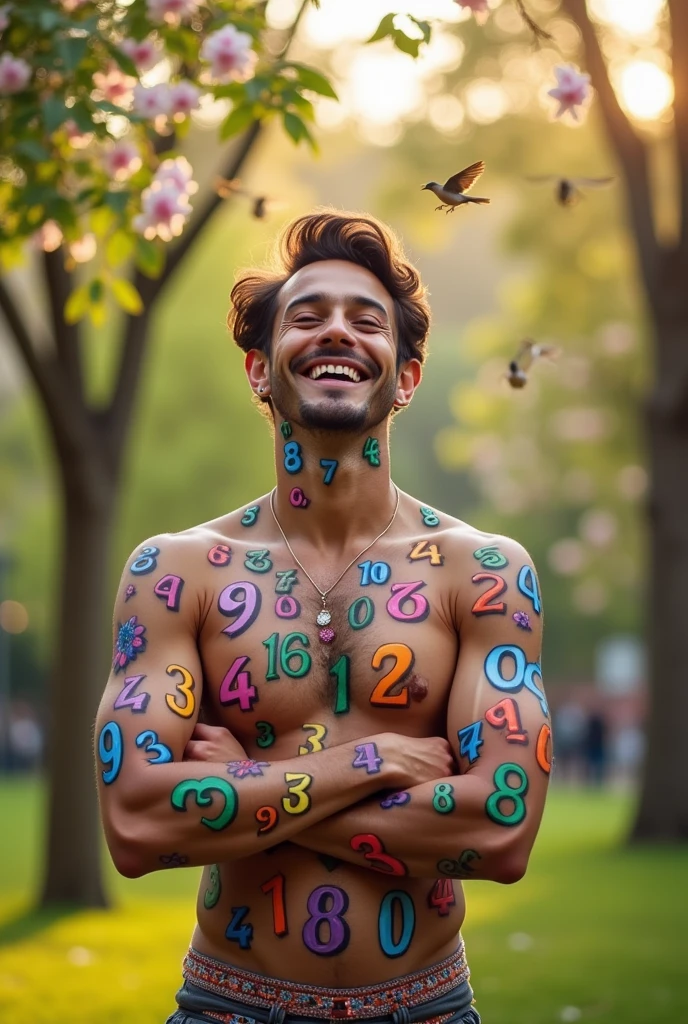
[315,313,355,347]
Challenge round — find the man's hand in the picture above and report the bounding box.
[183,723,248,763]
[388,733,456,788]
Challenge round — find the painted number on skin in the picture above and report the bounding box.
[370,643,414,708]
[350,834,407,876]
[536,723,552,774]
[290,487,310,509]
[352,743,383,774]
[241,506,260,527]
[378,891,415,958]
[330,655,350,715]
[320,459,338,485]
[433,782,455,814]
[208,544,232,567]
[348,596,374,630]
[165,664,195,718]
[282,772,312,814]
[256,721,276,748]
[113,674,150,713]
[517,564,541,614]
[219,657,257,712]
[135,729,172,764]
[473,545,508,569]
[263,632,311,681]
[484,645,548,717]
[358,560,391,586]
[471,573,507,616]
[153,574,184,611]
[275,596,301,619]
[284,441,303,474]
[256,805,279,834]
[458,721,484,763]
[386,581,429,623]
[409,540,444,566]
[485,698,528,744]
[299,723,327,755]
[225,906,253,949]
[245,549,272,574]
[363,437,381,466]
[275,569,299,594]
[98,721,123,784]
[130,546,159,575]
[261,873,288,937]
[427,878,455,917]
[218,581,262,638]
[420,506,440,528]
[204,864,221,909]
[485,763,529,826]
[170,777,238,831]
[302,886,350,957]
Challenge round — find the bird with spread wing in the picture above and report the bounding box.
[422,160,491,213]
[527,175,615,206]
[507,339,560,389]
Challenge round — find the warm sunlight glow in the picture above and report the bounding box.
[589,0,665,37]
[618,60,673,121]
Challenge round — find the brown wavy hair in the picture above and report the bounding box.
[228,210,431,374]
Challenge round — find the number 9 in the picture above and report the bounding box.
[98,721,123,785]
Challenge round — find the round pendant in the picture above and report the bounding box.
[319,627,336,644]
[316,609,332,627]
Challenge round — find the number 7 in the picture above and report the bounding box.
[320,459,338,485]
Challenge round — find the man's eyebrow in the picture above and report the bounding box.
[283,292,389,317]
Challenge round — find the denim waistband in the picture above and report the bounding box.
[180,944,471,1021]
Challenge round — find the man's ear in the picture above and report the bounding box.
[245,350,270,397]
[395,358,422,409]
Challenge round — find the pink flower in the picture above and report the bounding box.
[547,64,591,122]
[92,68,135,107]
[64,119,93,148]
[454,0,489,13]
[33,220,63,253]
[0,5,13,33]
[169,80,201,116]
[200,24,257,83]
[102,140,142,181]
[119,36,163,74]
[0,52,31,94]
[155,155,198,195]
[146,0,199,24]
[133,182,193,241]
[133,82,173,119]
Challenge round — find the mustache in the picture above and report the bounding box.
[289,350,379,379]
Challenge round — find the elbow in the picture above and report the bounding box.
[103,810,150,879]
[493,846,530,885]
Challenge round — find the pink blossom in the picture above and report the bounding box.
[155,156,198,195]
[33,221,63,253]
[133,82,173,119]
[64,119,93,148]
[119,36,163,74]
[169,79,202,116]
[102,140,142,181]
[92,68,135,107]
[0,52,31,94]
[200,24,257,83]
[454,0,489,13]
[0,5,12,33]
[547,64,591,122]
[146,0,199,24]
[133,182,193,241]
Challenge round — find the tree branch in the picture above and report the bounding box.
[668,0,688,251]
[561,0,659,287]
[43,250,84,396]
[0,274,92,456]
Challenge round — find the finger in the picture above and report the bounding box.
[192,722,229,738]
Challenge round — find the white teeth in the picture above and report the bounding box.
[307,364,362,382]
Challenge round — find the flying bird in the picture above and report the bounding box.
[214,178,285,219]
[422,161,490,213]
[506,339,560,389]
[526,175,615,207]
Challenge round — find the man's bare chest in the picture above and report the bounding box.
[196,535,460,751]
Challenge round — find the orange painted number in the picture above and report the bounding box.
[370,643,414,708]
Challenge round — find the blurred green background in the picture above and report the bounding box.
[1,0,685,1021]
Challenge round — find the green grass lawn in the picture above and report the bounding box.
[0,779,685,1024]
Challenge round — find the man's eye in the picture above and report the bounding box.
[294,314,319,323]
[357,319,381,328]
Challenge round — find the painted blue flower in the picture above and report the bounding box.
[113,615,147,673]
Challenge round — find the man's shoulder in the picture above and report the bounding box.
[408,498,532,568]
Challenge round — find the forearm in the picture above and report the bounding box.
[290,773,532,883]
[104,736,403,876]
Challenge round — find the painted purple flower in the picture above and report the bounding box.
[380,791,411,809]
[113,615,147,672]
[159,852,188,867]
[226,759,270,778]
[513,611,532,631]
[124,584,137,602]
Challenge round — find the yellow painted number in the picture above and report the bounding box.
[298,723,327,755]
[282,772,312,814]
[165,663,196,718]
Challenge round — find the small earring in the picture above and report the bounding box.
[258,387,265,394]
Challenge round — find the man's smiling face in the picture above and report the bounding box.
[266,260,402,433]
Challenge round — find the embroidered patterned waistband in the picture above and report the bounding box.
[182,944,469,1019]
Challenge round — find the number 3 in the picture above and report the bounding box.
[282,772,312,814]
[165,664,196,718]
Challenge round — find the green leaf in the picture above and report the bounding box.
[105,230,135,269]
[289,63,338,100]
[42,96,71,134]
[393,32,422,58]
[104,190,130,216]
[15,140,51,162]
[220,104,257,141]
[64,284,90,325]
[103,40,138,78]
[90,206,116,239]
[89,278,104,304]
[409,16,432,43]
[111,278,144,315]
[57,36,89,72]
[283,111,306,144]
[89,302,107,328]
[367,13,397,44]
[135,237,165,279]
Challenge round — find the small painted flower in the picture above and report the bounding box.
[169,80,202,116]
[0,52,31,94]
[200,24,257,83]
[101,140,142,181]
[119,36,163,74]
[547,64,591,122]
[226,759,270,778]
[380,791,411,809]
[124,584,137,602]
[146,0,199,24]
[133,82,173,119]
[513,610,532,631]
[113,615,147,672]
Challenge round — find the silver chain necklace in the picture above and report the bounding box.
[269,484,400,644]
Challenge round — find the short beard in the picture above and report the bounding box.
[272,374,397,435]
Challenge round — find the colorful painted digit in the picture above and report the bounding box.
[256,721,276,748]
[378,891,415,958]
[261,873,288,937]
[386,581,429,623]
[408,540,443,566]
[165,664,195,718]
[330,655,350,715]
[370,643,414,708]
[350,834,407,875]
[170,777,238,831]
[358,560,391,586]
[362,437,381,466]
[458,721,484,763]
[536,723,552,774]
[113,674,150,713]
[348,596,374,630]
[154,574,184,612]
[420,506,440,527]
[473,545,508,569]
[284,441,303,474]
[204,864,221,909]
[427,878,455,916]
[218,581,261,637]
[302,886,350,956]
[275,595,301,619]
[256,805,279,834]
[517,564,541,614]
[471,573,507,616]
[219,657,257,712]
[225,906,253,949]
[485,763,529,826]
[320,459,338,485]
[352,743,383,774]
[208,544,232,566]
[432,782,455,814]
[299,723,327,755]
[241,506,260,527]
[282,772,312,814]
[275,569,299,594]
[485,698,528,744]
[245,549,272,573]
[130,545,159,576]
[135,729,172,764]
[98,721,123,784]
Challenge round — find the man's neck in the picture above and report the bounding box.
[271,418,397,556]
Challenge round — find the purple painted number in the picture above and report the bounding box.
[218,581,261,638]
[113,674,150,713]
[352,743,383,774]
[302,885,350,956]
[386,581,430,623]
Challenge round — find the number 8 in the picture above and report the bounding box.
[284,441,303,474]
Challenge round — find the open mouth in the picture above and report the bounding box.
[300,361,372,384]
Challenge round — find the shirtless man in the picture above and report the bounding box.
[95,211,550,1024]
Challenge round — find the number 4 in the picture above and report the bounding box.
[408,540,443,566]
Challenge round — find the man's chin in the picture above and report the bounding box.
[298,396,371,433]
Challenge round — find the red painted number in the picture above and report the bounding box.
[471,573,507,616]
[428,878,455,916]
[485,698,528,744]
[350,833,407,875]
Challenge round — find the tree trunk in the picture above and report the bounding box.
[39,469,116,906]
[631,298,688,841]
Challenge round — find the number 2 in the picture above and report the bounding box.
[471,573,507,616]
[370,643,414,708]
